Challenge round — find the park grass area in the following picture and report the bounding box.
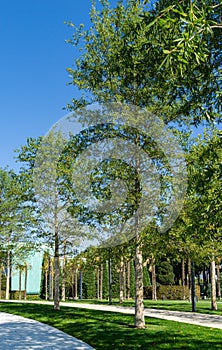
[0,302,222,349]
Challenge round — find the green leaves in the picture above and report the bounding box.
[66,0,221,124]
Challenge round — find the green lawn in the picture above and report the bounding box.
[0,301,222,349]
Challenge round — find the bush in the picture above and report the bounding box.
[144,285,200,300]
[10,290,25,300]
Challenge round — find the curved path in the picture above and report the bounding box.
[0,311,95,350]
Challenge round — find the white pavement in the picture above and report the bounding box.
[0,312,95,350]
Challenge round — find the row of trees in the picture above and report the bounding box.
[0,128,221,309]
[65,0,221,328]
[0,0,221,330]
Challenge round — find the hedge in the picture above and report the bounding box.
[144,285,200,300]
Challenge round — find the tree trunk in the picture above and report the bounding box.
[45,267,48,300]
[100,264,103,300]
[187,257,192,302]
[120,256,124,304]
[19,268,22,300]
[24,266,27,300]
[53,189,60,311]
[0,265,2,299]
[71,270,75,299]
[5,250,10,300]
[48,257,53,301]
[216,262,221,300]
[80,270,83,300]
[123,261,126,300]
[53,224,60,310]
[127,261,131,300]
[74,268,78,300]
[134,241,145,328]
[211,259,217,310]
[96,267,100,300]
[182,258,186,300]
[203,265,207,298]
[108,256,112,305]
[151,259,157,301]
[61,241,67,302]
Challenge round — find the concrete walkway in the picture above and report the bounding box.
[0,311,95,350]
[60,301,222,330]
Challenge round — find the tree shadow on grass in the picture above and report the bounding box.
[0,303,222,350]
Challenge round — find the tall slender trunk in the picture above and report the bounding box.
[187,257,192,302]
[49,256,54,301]
[5,250,10,300]
[53,187,60,310]
[216,261,221,300]
[211,259,217,310]
[182,258,186,300]
[203,265,207,297]
[0,264,2,299]
[96,267,100,300]
[151,259,157,301]
[134,239,145,328]
[108,255,112,305]
[134,143,145,328]
[61,241,67,302]
[123,261,126,300]
[19,268,22,300]
[45,267,48,300]
[120,256,124,304]
[71,269,75,299]
[127,261,131,300]
[24,266,27,300]
[100,264,103,300]
[54,227,60,310]
[74,268,78,300]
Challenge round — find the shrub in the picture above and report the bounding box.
[144,285,200,300]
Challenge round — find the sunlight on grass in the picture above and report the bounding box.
[0,302,222,349]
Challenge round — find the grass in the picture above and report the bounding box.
[0,301,222,349]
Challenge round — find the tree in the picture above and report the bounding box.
[17,133,84,310]
[188,130,222,310]
[0,168,36,299]
[66,0,192,328]
[156,260,175,285]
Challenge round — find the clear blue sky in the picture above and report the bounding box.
[0,0,116,171]
[0,1,220,171]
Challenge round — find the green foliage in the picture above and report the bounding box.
[143,265,151,286]
[67,0,221,124]
[156,260,175,285]
[82,265,97,299]
[187,131,222,259]
[144,285,201,300]
[130,260,135,298]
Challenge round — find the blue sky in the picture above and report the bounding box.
[0,0,102,170]
[0,1,220,171]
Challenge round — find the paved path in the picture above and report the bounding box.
[60,301,222,330]
[1,299,222,330]
[0,311,95,350]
